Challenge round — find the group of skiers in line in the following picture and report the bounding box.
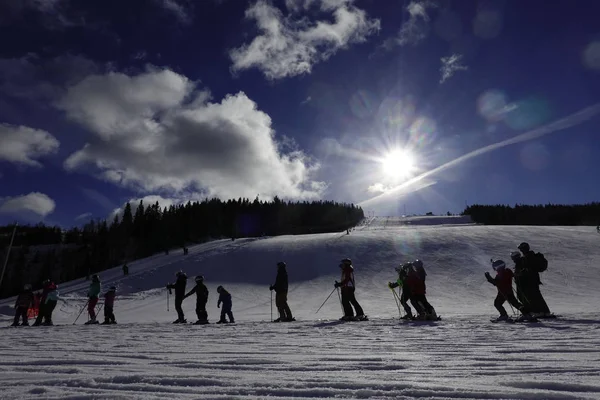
[486,242,552,321]
[165,260,295,324]
[11,274,117,326]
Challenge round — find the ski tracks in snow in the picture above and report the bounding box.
[1,315,600,399]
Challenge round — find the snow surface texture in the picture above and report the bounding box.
[2,216,600,399]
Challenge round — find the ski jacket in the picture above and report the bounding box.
[521,251,542,285]
[40,282,58,304]
[167,275,188,299]
[340,265,355,288]
[487,266,513,294]
[405,269,425,295]
[217,289,232,308]
[15,290,34,309]
[185,283,209,303]
[104,291,116,307]
[272,267,288,292]
[88,282,101,299]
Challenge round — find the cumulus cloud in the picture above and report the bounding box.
[153,0,192,25]
[381,0,437,49]
[440,53,468,83]
[0,192,56,217]
[229,0,380,80]
[0,124,60,167]
[57,67,325,201]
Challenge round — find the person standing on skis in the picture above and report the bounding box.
[270,261,294,322]
[334,258,366,321]
[388,263,416,319]
[12,284,34,326]
[486,259,530,321]
[184,275,209,324]
[102,286,117,324]
[86,274,101,324]
[166,271,188,323]
[405,260,437,320]
[33,279,58,326]
[517,242,551,317]
[216,285,234,323]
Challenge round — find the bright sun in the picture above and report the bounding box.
[381,149,415,179]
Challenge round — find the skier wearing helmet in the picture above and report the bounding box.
[388,263,417,319]
[517,242,551,317]
[486,259,531,322]
[334,258,366,321]
[270,261,294,322]
[166,271,188,323]
[184,275,209,324]
[216,286,234,323]
[33,279,58,326]
[405,261,438,320]
[85,274,102,324]
[12,284,34,326]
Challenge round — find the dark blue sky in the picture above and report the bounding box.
[0,0,599,226]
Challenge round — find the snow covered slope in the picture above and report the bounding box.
[2,218,600,399]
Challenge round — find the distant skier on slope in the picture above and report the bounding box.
[102,286,117,325]
[184,275,209,324]
[216,286,235,323]
[405,260,438,320]
[270,261,294,322]
[486,259,531,322]
[33,279,58,326]
[12,284,34,326]
[85,274,102,324]
[166,271,188,323]
[388,263,417,319]
[334,258,366,321]
[517,242,552,317]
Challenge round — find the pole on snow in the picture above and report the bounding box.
[73,300,90,325]
[315,287,337,314]
[389,287,403,318]
[0,223,18,294]
[270,290,273,322]
[167,289,170,312]
[336,287,344,315]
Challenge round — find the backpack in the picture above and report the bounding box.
[534,252,548,272]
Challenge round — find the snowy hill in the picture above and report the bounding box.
[2,217,600,399]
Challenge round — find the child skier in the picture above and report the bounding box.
[166,270,188,323]
[486,259,531,321]
[270,261,294,322]
[216,285,234,323]
[102,286,117,324]
[33,279,58,326]
[12,284,34,326]
[85,274,101,324]
[388,263,416,319]
[334,258,366,321]
[184,275,209,324]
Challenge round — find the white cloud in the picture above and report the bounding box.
[0,0,83,29]
[57,67,325,201]
[154,0,192,25]
[0,124,60,167]
[439,53,468,83]
[75,212,93,221]
[229,0,380,80]
[0,192,56,217]
[382,0,437,49]
[367,183,392,194]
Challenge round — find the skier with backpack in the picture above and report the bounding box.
[33,279,58,326]
[334,258,367,321]
[216,285,234,323]
[388,263,417,319]
[184,275,209,324]
[270,261,294,322]
[166,271,188,323]
[12,284,34,326]
[102,286,117,324]
[517,242,552,317]
[405,260,438,320]
[486,259,532,322]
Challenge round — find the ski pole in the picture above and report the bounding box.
[73,300,90,325]
[389,287,402,318]
[315,287,337,314]
[336,287,344,315]
[167,290,170,312]
[270,290,273,322]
